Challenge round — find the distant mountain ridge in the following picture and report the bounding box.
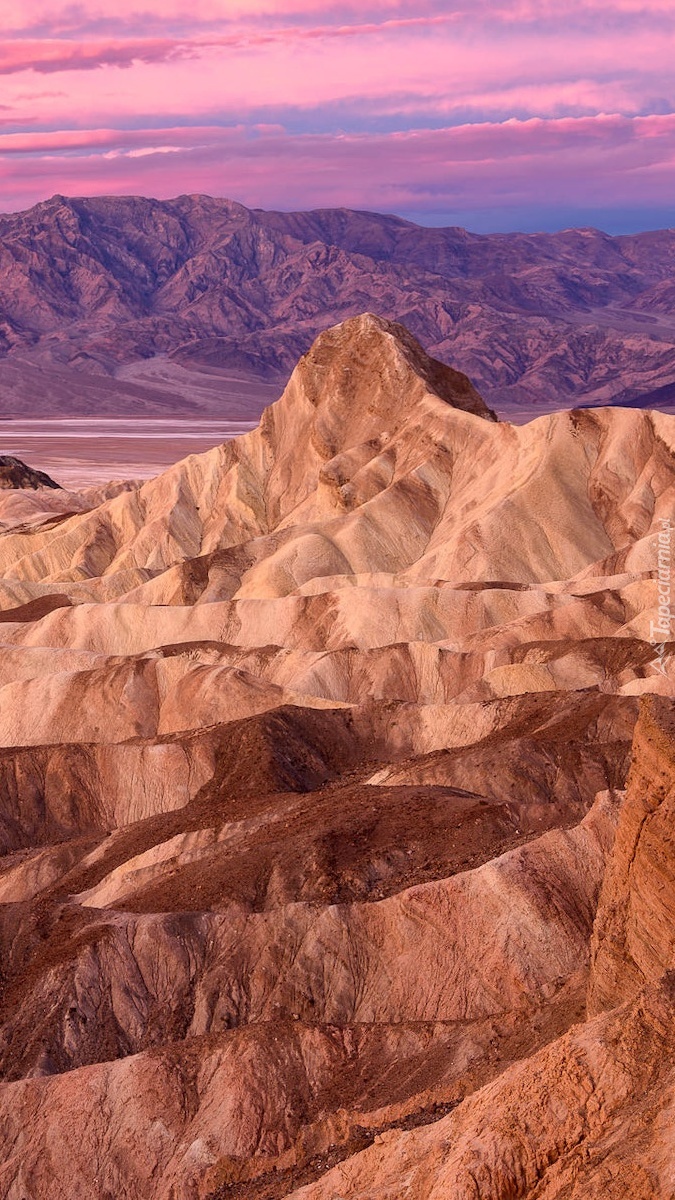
[1,193,675,415]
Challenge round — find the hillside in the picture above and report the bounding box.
[2,195,675,418]
[0,315,672,1198]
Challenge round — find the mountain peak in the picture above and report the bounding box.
[293,312,496,425]
[242,313,497,533]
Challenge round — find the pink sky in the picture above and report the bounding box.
[0,0,673,230]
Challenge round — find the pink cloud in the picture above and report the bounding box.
[8,1,675,46]
[0,15,466,78]
[0,2,422,33]
[0,1,672,228]
[0,127,202,153]
[1,114,674,219]
[8,0,675,35]
[0,39,194,75]
[0,13,671,141]
[1,21,672,131]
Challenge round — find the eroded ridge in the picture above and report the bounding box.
[0,315,672,1199]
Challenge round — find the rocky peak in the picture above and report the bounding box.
[248,313,496,530]
[287,313,495,434]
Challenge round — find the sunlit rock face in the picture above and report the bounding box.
[0,314,672,1200]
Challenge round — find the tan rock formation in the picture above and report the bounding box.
[0,314,672,1198]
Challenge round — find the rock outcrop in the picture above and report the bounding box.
[0,315,672,1199]
[282,975,675,1200]
[0,456,60,491]
[588,695,675,1015]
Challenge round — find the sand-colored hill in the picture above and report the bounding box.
[0,315,672,1199]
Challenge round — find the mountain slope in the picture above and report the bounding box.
[2,194,675,416]
[0,316,672,1199]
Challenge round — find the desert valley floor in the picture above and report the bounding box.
[0,314,673,1199]
[0,418,259,490]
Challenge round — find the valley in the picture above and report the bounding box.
[0,417,257,489]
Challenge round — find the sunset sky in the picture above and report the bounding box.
[0,0,674,231]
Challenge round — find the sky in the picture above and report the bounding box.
[0,1,674,232]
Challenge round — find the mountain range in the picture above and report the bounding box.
[0,315,672,1198]
[1,194,675,418]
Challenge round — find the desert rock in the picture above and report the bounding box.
[0,314,672,1199]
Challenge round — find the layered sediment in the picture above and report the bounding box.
[0,314,672,1199]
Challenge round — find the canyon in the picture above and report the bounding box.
[0,313,672,1198]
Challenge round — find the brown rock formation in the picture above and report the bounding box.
[0,456,60,491]
[284,975,675,1200]
[588,695,675,1015]
[0,314,672,1198]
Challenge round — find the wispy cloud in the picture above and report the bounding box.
[0,38,193,74]
[0,1,673,228]
[1,114,674,226]
[0,15,467,77]
[9,0,672,38]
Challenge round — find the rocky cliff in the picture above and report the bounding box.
[588,696,675,1015]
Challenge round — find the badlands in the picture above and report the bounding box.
[0,313,673,1199]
